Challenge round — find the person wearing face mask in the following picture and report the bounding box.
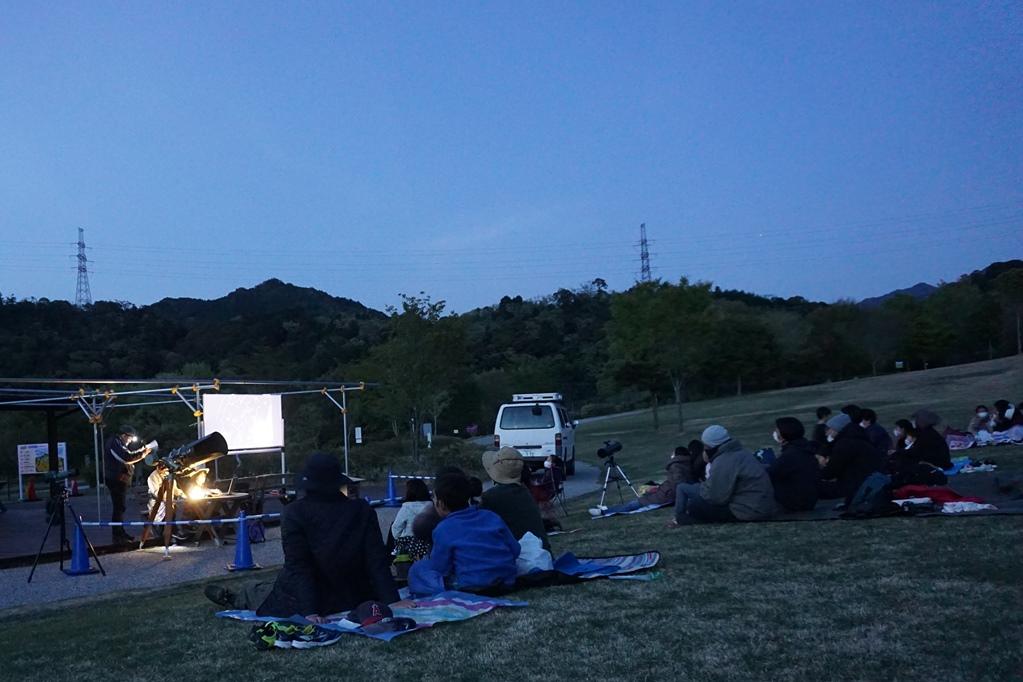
[858,409,892,458]
[668,425,776,526]
[765,417,819,512]
[967,405,994,446]
[817,413,882,507]
[590,445,698,517]
[886,414,948,486]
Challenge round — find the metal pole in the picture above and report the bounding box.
[93,421,101,521]
[342,391,349,475]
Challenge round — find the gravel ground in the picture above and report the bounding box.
[0,463,601,614]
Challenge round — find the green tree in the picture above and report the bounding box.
[994,269,1023,355]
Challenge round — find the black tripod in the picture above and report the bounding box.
[597,454,640,509]
[28,483,106,582]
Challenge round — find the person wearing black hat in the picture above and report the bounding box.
[103,425,151,544]
[204,452,400,620]
[765,417,819,512]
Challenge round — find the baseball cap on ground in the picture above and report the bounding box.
[700,425,731,448]
[345,601,392,626]
[482,447,524,484]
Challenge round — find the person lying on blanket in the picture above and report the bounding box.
[589,442,702,517]
[203,452,407,622]
[668,425,777,527]
[407,472,520,596]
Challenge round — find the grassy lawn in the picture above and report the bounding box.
[2,357,1022,681]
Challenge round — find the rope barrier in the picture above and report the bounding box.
[388,474,436,481]
[79,513,280,528]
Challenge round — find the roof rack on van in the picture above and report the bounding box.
[512,393,563,403]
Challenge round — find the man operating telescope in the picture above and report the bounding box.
[104,425,152,544]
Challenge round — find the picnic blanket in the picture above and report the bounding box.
[591,502,670,519]
[552,551,661,579]
[217,591,527,642]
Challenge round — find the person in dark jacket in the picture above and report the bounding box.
[859,408,893,457]
[103,425,152,544]
[203,452,400,620]
[480,448,550,551]
[812,407,832,449]
[590,445,698,516]
[908,409,952,470]
[766,417,819,512]
[817,414,882,506]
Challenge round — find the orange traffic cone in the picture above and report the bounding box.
[70,479,81,496]
[26,477,37,502]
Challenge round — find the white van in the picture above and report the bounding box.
[493,393,577,475]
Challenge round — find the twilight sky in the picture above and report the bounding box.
[1,2,1020,312]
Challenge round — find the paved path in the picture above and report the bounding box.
[0,465,601,613]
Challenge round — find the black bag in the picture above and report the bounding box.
[842,472,898,518]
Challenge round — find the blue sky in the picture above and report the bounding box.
[1,2,1020,312]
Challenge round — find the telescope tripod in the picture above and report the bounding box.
[138,473,181,553]
[597,455,640,509]
[28,485,106,582]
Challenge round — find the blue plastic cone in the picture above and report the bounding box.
[227,512,260,571]
[64,519,99,576]
[385,468,401,507]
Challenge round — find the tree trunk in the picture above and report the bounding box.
[651,391,660,431]
[1017,310,1021,355]
[671,376,685,433]
[736,374,742,397]
[871,359,877,376]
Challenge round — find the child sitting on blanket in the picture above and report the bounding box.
[407,472,521,596]
[391,479,434,561]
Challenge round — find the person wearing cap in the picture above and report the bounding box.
[103,425,152,544]
[408,472,520,596]
[480,447,551,551]
[765,417,819,512]
[670,425,776,526]
[817,413,882,506]
[203,452,399,620]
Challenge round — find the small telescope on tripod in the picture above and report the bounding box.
[596,440,640,509]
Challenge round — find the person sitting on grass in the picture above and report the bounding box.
[668,425,776,527]
[968,405,994,445]
[407,472,521,596]
[765,417,819,512]
[812,407,832,449]
[816,414,882,507]
[203,452,400,621]
[859,408,892,458]
[909,409,952,470]
[590,444,700,517]
[390,479,434,561]
[411,465,467,546]
[480,447,551,551]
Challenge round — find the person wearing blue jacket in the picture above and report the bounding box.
[408,473,521,596]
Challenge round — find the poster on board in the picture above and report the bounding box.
[17,442,68,475]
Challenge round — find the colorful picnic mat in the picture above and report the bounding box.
[553,551,661,579]
[217,591,527,642]
[591,502,670,519]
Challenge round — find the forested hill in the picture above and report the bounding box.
[0,259,1021,438]
[149,278,384,323]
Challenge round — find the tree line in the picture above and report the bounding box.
[0,261,1020,475]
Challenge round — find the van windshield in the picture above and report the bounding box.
[500,405,556,430]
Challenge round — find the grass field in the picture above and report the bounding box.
[3,357,1021,682]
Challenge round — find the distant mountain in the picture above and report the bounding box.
[859,282,937,309]
[963,259,1023,291]
[148,278,385,322]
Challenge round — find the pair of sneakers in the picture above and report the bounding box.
[249,621,343,650]
[588,505,608,518]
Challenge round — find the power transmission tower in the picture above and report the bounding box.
[75,228,92,307]
[638,223,652,282]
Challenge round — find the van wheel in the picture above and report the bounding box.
[566,451,575,476]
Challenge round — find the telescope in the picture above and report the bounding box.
[160,432,229,474]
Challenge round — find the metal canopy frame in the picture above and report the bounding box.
[0,377,373,520]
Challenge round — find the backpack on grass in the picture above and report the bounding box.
[842,472,899,519]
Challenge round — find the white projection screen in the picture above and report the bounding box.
[202,394,285,452]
